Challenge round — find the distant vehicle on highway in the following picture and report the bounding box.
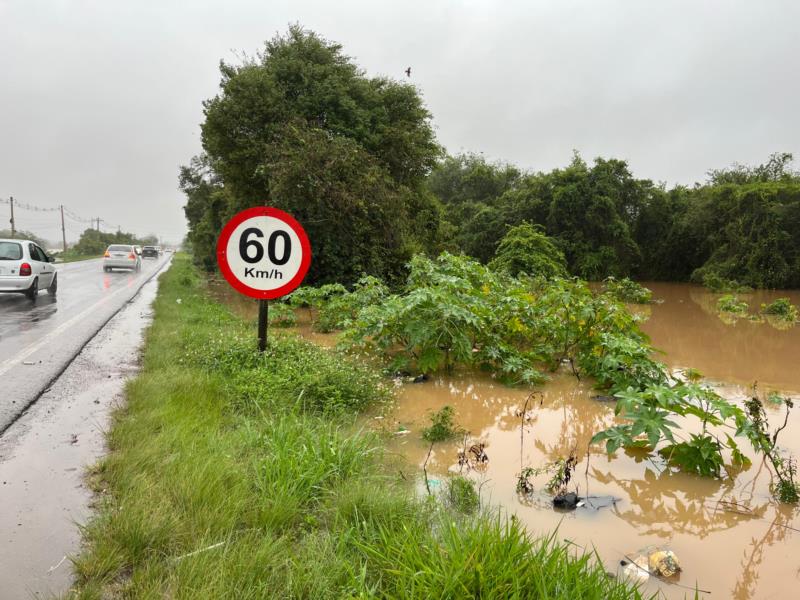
[141,246,159,259]
[0,238,58,300]
[103,244,141,272]
[155,245,163,255]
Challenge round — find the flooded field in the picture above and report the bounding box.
[211,279,800,599]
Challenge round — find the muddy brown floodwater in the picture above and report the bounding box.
[212,279,800,600]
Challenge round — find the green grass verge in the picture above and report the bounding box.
[69,253,647,599]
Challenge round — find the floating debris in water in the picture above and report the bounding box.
[469,443,488,464]
[553,491,581,510]
[620,556,650,582]
[648,549,681,577]
[591,394,616,403]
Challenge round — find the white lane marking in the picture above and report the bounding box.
[0,280,131,378]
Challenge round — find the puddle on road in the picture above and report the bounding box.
[212,279,800,599]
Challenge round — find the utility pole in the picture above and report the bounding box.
[60,204,67,253]
[9,196,15,238]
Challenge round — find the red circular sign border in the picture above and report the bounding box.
[216,206,312,300]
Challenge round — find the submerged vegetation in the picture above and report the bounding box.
[446,475,480,514]
[761,297,799,322]
[421,405,463,442]
[603,277,653,304]
[71,255,648,598]
[702,272,752,294]
[335,253,654,385]
[293,251,799,503]
[744,390,799,503]
[717,294,749,316]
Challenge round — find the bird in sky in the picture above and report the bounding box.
[405,67,411,78]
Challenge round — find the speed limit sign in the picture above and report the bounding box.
[217,206,311,351]
[216,206,311,300]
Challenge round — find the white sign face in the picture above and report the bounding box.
[225,216,302,291]
[217,207,311,299]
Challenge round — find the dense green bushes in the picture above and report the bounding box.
[429,152,800,288]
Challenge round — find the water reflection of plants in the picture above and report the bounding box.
[593,467,759,538]
[731,506,798,600]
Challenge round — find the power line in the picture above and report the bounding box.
[0,197,59,213]
[2,196,184,246]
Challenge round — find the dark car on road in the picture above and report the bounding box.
[141,246,158,259]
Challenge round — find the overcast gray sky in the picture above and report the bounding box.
[2,0,798,244]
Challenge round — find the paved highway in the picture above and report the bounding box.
[0,255,170,432]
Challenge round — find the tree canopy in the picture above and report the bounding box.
[70,228,154,255]
[488,223,566,278]
[185,26,443,284]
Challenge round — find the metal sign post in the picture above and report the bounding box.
[258,299,269,351]
[217,206,311,352]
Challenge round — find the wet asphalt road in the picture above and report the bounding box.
[0,255,170,432]
[0,267,160,598]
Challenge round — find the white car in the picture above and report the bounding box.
[103,244,141,272]
[0,238,58,300]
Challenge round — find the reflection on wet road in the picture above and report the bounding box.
[0,257,170,431]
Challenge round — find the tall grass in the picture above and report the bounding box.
[69,254,648,599]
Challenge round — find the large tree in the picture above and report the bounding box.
[186,25,443,283]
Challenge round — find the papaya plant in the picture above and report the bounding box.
[287,283,347,326]
[315,275,389,332]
